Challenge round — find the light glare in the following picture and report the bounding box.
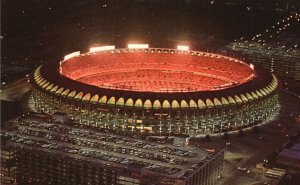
[128,44,149,49]
[89,45,115,52]
[177,45,189,51]
[64,51,80,60]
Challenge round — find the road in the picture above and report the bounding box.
[215,91,300,185]
[0,77,32,101]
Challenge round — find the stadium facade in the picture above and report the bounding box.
[31,45,279,136]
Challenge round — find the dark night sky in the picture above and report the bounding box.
[1,0,298,82]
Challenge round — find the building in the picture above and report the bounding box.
[52,112,70,124]
[2,114,224,185]
[173,135,190,147]
[228,42,300,82]
[226,12,300,83]
[277,142,300,170]
[1,136,17,185]
[31,45,279,136]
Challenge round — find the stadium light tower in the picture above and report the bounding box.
[128,44,149,49]
[64,51,80,60]
[177,45,189,51]
[89,46,115,52]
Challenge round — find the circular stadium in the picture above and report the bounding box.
[31,44,279,136]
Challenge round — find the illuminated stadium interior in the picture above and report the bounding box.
[60,49,255,92]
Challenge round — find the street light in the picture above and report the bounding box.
[263,159,268,170]
[225,142,231,151]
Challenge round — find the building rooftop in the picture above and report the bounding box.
[278,148,300,160]
[291,143,300,152]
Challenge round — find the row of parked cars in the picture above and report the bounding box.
[6,132,182,176]
[20,120,197,158]
[18,126,185,166]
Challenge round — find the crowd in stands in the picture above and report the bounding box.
[61,51,254,92]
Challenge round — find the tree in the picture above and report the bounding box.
[204,135,211,142]
[253,126,260,134]
[223,132,229,140]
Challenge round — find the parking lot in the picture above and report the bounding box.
[2,115,219,180]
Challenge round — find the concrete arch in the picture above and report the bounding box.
[39,79,47,86]
[125,98,133,107]
[36,78,44,84]
[246,93,253,101]
[240,94,248,103]
[90,94,99,104]
[75,92,84,100]
[251,92,258,99]
[50,85,59,93]
[206,99,214,108]
[266,86,273,93]
[46,84,54,91]
[34,75,41,81]
[221,97,229,105]
[256,90,263,98]
[99,96,107,104]
[263,88,270,95]
[67,90,77,99]
[189,99,197,109]
[107,97,116,105]
[213,98,222,107]
[234,95,243,104]
[82,93,91,102]
[228,96,236,105]
[260,89,267,96]
[116,98,125,106]
[153,100,161,109]
[134,99,143,108]
[162,100,171,109]
[181,100,189,108]
[171,100,180,109]
[59,88,68,96]
[198,99,206,109]
[42,82,50,89]
[144,99,152,109]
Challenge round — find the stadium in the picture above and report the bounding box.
[31,44,279,136]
